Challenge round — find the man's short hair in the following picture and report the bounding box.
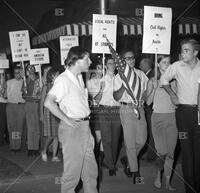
[140,58,153,68]
[105,54,113,65]
[120,49,135,58]
[180,39,200,51]
[65,46,89,67]
[157,55,170,63]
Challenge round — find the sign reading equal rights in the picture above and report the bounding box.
[92,14,117,54]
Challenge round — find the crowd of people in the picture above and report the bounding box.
[0,38,200,193]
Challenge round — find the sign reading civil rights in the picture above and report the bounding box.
[92,14,117,54]
[9,30,31,62]
[142,6,172,54]
[60,36,79,65]
[0,59,9,69]
[29,48,49,65]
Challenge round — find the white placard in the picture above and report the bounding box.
[9,30,30,62]
[60,36,79,65]
[0,59,9,69]
[92,14,117,54]
[29,48,49,65]
[142,6,172,54]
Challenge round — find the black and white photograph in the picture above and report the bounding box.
[0,0,200,193]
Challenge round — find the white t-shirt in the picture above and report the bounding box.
[99,73,119,106]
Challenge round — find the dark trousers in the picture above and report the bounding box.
[143,105,156,159]
[176,105,200,193]
[99,105,122,170]
[0,103,7,145]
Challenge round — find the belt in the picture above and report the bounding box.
[99,105,119,108]
[120,102,133,106]
[178,104,197,108]
[75,116,90,122]
[120,101,144,108]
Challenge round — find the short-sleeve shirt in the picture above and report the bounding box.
[99,73,119,106]
[114,68,148,103]
[161,59,200,105]
[48,69,90,119]
[7,79,25,103]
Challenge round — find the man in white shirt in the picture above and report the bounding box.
[94,56,121,176]
[6,66,26,151]
[113,50,148,184]
[161,39,200,193]
[44,46,98,193]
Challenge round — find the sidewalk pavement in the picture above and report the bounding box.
[0,145,185,193]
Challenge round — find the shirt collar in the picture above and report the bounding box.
[64,69,83,89]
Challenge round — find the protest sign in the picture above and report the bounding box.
[29,48,49,65]
[142,6,172,54]
[9,30,30,62]
[60,36,79,65]
[92,14,117,54]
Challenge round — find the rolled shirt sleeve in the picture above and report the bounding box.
[48,76,67,103]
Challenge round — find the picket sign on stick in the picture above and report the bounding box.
[142,6,172,80]
[29,48,50,88]
[92,14,117,79]
[9,30,31,93]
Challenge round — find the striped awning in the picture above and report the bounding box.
[32,17,200,46]
[32,17,143,46]
[178,17,200,35]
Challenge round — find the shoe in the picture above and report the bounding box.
[28,150,33,157]
[33,150,39,156]
[166,184,176,191]
[109,169,116,176]
[120,157,132,178]
[52,156,60,162]
[133,172,141,184]
[154,179,161,188]
[41,152,47,162]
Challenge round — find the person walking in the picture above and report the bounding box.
[146,55,177,191]
[113,49,148,184]
[161,39,200,193]
[40,68,60,162]
[44,46,98,193]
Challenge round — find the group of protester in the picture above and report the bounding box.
[0,64,61,162]
[0,38,200,193]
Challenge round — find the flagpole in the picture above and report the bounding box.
[100,0,106,79]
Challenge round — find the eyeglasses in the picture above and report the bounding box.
[124,56,135,61]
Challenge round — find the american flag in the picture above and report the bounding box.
[105,37,142,119]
